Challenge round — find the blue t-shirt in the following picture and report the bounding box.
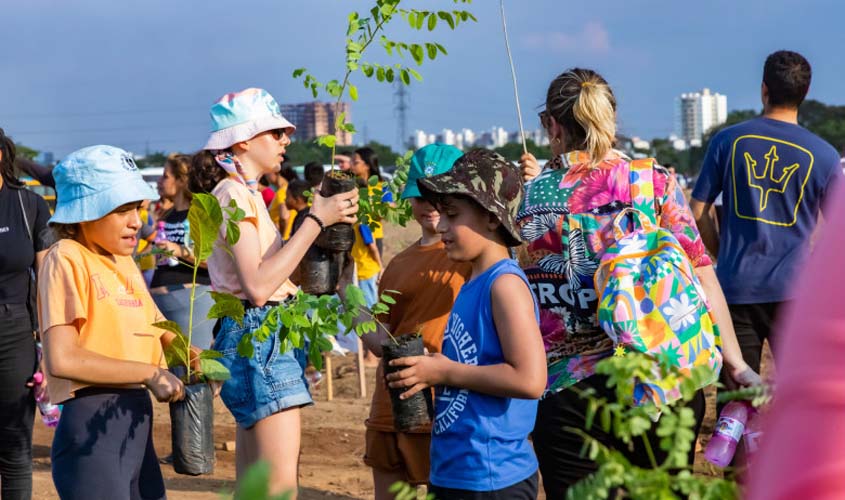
[692,117,842,304]
[430,258,539,491]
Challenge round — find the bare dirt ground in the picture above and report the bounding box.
[30,221,771,499]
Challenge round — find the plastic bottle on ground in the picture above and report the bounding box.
[705,400,749,467]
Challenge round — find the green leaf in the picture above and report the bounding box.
[400,69,411,86]
[235,461,271,499]
[153,320,183,336]
[207,291,245,326]
[292,68,306,78]
[361,64,374,78]
[427,12,437,30]
[348,83,359,101]
[385,68,395,83]
[376,66,385,82]
[438,11,455,29]
[415,11,425,29]
[368,175,379,187]
[199,349,223,360]
[410,44,424,65]
[162,331,190,369]
[237,332,254,358]
[426,43,438,60]
[316,135,337,148]
[406,11,417,29]
[199,358,231,381]
[379,293,397,305]
[188,193,224,261]
[435,43,448,55]
[408,68,422,81]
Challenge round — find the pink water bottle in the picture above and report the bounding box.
[32,372,61,428]
[155,221,178,266]
[743,407,764,464]
[705,401,749,467]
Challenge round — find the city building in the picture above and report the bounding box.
[674,88,727,147]
[280,101,353,146]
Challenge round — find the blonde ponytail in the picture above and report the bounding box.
[546,68,617,166]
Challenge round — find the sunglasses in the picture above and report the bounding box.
[538,110,551,130]
[268,128,288,141]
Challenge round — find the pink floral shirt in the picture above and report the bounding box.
[517,150,712,395]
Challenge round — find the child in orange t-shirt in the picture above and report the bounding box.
[39,145,191,499]
[360,144,471,498]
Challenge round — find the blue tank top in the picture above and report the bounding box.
[430,258,540,491]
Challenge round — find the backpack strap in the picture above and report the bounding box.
[628,158,658,226]
[17,189,34,241]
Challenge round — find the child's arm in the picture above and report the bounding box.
[367,241,383,271]
[387,274,546,400]
[44,324,185,402]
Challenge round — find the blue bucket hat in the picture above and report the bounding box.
[50,145,159,224]
[204,88,296,150]
[401,143,464,199]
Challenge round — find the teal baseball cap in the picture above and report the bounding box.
[50,145,158,224]
[401,143,463,199]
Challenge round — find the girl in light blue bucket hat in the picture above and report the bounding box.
[39,145,200,500]
[190,88,358,494]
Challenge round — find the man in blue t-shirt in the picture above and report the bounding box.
[691,50,842,375]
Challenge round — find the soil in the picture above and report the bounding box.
[29,221,774,499]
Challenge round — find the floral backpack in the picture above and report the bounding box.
[594,159,722,406]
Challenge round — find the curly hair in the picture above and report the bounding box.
[189,150,227,194]
[763,50,812,108]
[165,153,194,200]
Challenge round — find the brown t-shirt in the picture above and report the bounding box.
[366,240,471,433]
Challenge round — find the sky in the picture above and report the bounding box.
[1,0,843,159]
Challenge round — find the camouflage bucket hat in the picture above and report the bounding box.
[417,148,524,247]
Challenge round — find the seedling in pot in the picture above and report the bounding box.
[153,192,246,384]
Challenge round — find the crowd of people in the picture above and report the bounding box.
[0,49,841,500]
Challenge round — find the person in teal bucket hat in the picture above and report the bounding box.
[40,145,192,500]
[358,143,472,499]
[190,87,359,496]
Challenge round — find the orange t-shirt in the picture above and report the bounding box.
[38,239,168,404]
[208,178,297,302]
[366,240,471,433]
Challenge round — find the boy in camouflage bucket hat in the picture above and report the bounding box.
[389,148,545,498]
[416,148,524,247]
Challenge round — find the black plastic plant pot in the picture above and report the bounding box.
[169,382,215,476]
[381,335,433,432]
[315,171,357,253]
[299,247,342,296]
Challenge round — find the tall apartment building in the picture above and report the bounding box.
[279,102,353,146]
[674,88,727,147]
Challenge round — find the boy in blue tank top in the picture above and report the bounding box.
[387,149,546,499]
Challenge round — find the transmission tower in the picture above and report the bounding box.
[394,80,410,151]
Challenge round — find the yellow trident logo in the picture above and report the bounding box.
[744,145,801,211]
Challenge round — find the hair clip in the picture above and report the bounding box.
[581,81,595,88]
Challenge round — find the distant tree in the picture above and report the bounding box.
[14,143,39,160]
[135,151,167,169]
[799,99,845,150]
[286,140,328,165]
[493,139,551,162]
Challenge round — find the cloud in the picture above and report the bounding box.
[521,22,611,54]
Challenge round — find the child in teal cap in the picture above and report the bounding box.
[359,144,472,499]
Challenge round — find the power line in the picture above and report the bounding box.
[0,106,206,120]
[12,122,208,136]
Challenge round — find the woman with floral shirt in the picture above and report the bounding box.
[517,68,761,496]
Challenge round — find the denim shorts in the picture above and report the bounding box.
[212,305,312,428]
